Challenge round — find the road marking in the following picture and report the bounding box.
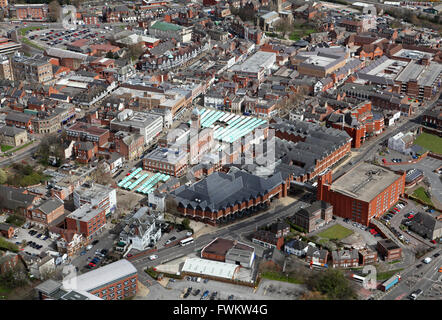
[395,293,407,300]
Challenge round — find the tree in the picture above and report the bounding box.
[0,168,7,184]
[306,269,357,300]
[90,164,113,186]
[48,0,61,22]
[181,218,190,230]
[128,43,145,62]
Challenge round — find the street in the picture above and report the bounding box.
[382,249,442,300]
[129,198,308,289]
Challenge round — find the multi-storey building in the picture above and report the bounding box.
[0,55,14,81]
[113,131,145,161]
[65,122,110,147]
[377,239,402,262]
[11,54,53,83]
[148,21,192,43]
[317,163,405,226]
[29,198,65,228]
[110,109,163,145]
[65,204,106,241]
[289,200,333,233]
[331,249,359,268]
[73,182,117,217]
[36,260,137,300]
[11,4,48,21]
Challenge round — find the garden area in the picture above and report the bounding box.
[1,145,13,152]
[411,186,434,206]
[413,132,442,155]
[289,25,317,41]
[3,163,49,187]
[317,225,354,241]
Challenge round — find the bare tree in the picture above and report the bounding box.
[48,0,61,22]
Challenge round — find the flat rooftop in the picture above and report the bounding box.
[330,162,402,202]
[230,51,276,74]
[68,204,103,222]
[63,259,137,292]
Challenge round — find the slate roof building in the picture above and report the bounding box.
[409,212,442,240]
[172,170,288,225]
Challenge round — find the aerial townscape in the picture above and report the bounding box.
[0,0,440,306]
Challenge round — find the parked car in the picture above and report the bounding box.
[201,290,209,300]
[193,289,201,296]
[228,295,234,300]
[80,251,87,256]
[183,292,190,298]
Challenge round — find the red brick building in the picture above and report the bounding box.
[0,251,20,274]
[377,239,402,262]
[317,163,405,226]
[65,122,110,147]
[13,4,48,21]
[173,171,288,225]
[0,223,15,239]
[73,141,98,164]
[327,101,384,148]
[30,198,65,227]
[66,205,106,241]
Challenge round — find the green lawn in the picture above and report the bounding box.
[377,268,403,281]
[261,271,304,284]
[289,29,316,41]
[19,26,41,36]
[4,141,34,156]
[21,38,44,51]
[414,132,442,154]
[317,224,353,241]
[1,145,13,152]
[412,187,433,206]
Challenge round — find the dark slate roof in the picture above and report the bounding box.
[306,246,328,259]
[172,170,284,212]
[0,185,37,210]
[35,198,64,215]
[295,200,331,218]
[0,125,26,137]
[5,111,33,123]
[252,230,279,245]
[331,249,359,262]
[409,212,442,239]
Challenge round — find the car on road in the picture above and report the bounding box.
[409,289,423,300]
[127,254,133,258]
[91,240,99,245]
[149,255,158,261]
[430,240,436,244]
[416,264,423,269]
[434,253,440,258]
[88,262,96,267]
[438,267,442,273]
[80,251,87,256]
[186,231,193,237]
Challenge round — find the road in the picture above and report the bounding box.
[130,199,308,288]
[0,145,38,168]
[334,92,440,178]
[382,249,441,300]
